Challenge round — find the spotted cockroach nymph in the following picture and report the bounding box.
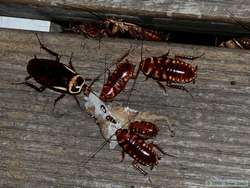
[15,34,89,110]
[116,128,175,176]
[99,59,136,102]
[132,51,203,96]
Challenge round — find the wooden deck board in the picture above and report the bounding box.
[1,1,250,35]
[0,29,250,188]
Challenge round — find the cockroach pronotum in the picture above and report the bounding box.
[14,34,89,110]
[116,128,175,176]
[99,59,135,102]
[131,50,204,97]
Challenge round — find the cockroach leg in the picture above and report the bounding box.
[73,95,83,111]
[24,82,47,92]
[25,75,32,81]
[157,81,167,93]
[166,83,194,99]
[149,143,176,158]
[175,53,204,61]
[53,93,65,109]
[160,49,171,58]
[120,150,125,162]
[68,52,75,71]
[35,33,60,61]
[164,118,175,137]
[132,161,148,176]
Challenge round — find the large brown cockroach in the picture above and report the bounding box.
[99,59,135,102]
[116,128,175,176]
[132,51,203,96]
[128,121,159,139]
[14,34,89,110]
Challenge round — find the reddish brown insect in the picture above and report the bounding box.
[99,59,135,102]
[96,41,141,104]
[219,10,250,49]
[65,22,104,38]
[128,121,159,139]
[65,18,166,41]
[133,51,203,95]
[102,18,164,41]
[219,37,250,49]
[116,128,174,176]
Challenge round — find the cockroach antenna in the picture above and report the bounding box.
[225,9,250,33]
[126,39,144,106]
[83,7,105,21]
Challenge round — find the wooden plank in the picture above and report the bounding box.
[0,29,250,188]
[0,1,250,35]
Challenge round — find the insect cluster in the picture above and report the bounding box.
[65,18,167,41]
[15,12,204,182]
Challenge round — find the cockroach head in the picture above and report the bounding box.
[68,75,86,94]
[115,129,129,140]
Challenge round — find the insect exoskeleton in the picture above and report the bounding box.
[115,127,177,177]
[102,18,164,41]
[134,51,203,95]
[17,34,88,110]
[128,121,159,139]
[219,37,250,49]
[65,14,166,41]
[99,59,136,102]
[140,55,197,84]
[27,58,86,94]
[115,128,163,175]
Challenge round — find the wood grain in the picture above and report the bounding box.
[0,29,250,188]
[1,1,250,35]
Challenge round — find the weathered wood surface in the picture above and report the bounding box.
[1,0,250,35]
[0,29,250,188]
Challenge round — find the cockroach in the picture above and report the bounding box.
[65,22,104,38]
[101,18,165,41]
[219,37,250,49]
[15,34,89,109]
[128,121,159,139]
[132,50,203,96]
[99,59,135,102]
[116,128,175,176]
[65,10,166,41]
[80,117,175,183]
[219,10,250,49]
